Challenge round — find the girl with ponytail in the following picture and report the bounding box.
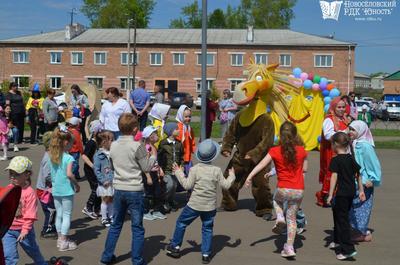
[48,125,80,251]
[245,121,308,258]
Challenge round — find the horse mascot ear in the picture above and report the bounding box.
[0,185,22,265]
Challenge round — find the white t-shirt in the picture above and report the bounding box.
[99,98,131,132]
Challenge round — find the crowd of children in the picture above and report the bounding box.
[1,94,383,264]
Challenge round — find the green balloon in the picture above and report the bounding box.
[313,75,321,83]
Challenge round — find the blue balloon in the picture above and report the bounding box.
[303,80,313,89]
[293,67,302,78]
[33,82,40,92]
[324,96,332,105]
[324,104,330,113]
[322,89,330,97]
[329,88,340,98]
[320,77,328,84]
[317,135,321,143]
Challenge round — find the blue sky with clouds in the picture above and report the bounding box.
[0,0,399,74]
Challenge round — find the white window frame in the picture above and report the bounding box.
[94,51,107,65]
[49,51,62,64]
[47,75,63,89]
[117,76,139,90]
[229,53,245,66]
[171,52,186,65]
[149,52,163,66]
[10,75,31,88]
[85,76,105,89]
[228,78,246,92]
[195,52,216,66]
[314,54,333,68]
[194,78,216,93]
[12,50,30,64]
[279,54,291,67]
[120,52,139,65]
[70,51,84,65]
[253,53,268,65]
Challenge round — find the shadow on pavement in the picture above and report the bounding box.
[70,217,104,244]
[250,233,306,253]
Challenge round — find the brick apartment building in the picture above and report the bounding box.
[0,24,356,97]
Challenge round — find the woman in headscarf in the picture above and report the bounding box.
[148,103,171,147]
[175,105,196,175]
[348,120,381,242]
[316,97,352,207]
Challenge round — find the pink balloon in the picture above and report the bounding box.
[312,83,320,91]
[300,72,308,81]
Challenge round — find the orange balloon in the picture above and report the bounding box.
[326,83,335,91]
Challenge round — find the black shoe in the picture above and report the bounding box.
[162,203,172,214]
[166,244,180,258]
[262,213,273,221]
[100,255,116,264]
[40,228,57,238]
[202,255,211,264]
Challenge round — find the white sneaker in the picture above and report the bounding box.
[13,145,19,152]
[329,242,340,249]
[143,213,156,221]
[0,156,7,161]
[152,211,167,220]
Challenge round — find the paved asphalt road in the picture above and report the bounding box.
[0,144,399,265]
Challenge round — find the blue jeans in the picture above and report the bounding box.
[2,228,47,265]
[70,152,80,178]
[8,127,19,144]
[53,195,74,235]
[101,190,146,265]
[171,206,216,256]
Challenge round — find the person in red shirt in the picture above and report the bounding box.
[245,121,307,259]
[67,117,84,179]
[206,91,219,139]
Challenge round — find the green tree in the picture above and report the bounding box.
[208,9,226,28]
[81,0,155,28]
[170,1,202,28]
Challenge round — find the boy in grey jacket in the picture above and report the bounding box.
[100,113,156,265]
[166,139,235,264]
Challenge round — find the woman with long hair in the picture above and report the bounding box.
[316,97,351,207]
[245,122,308,258]
[42,89,59,132]
[5,82,25,144]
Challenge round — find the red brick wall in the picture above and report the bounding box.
[0,43,355,98]
[383,80,400,95]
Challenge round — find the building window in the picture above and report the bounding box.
[87,78,103,89]
[150,53,163,65]
[12,76,29,88]
[12,51,30,63]
[314,55,333,67]
[50,52,61,64]
[196,53,215,66]
[173,53,185,65]
[94,52,107,65]
[71,52,83,65]
[231,54,244,66]
[280,54,291,67]
[120,78,135,90]
[49,77,62,89]
[120,52,139,65]
[254,54,268,65]
[229,79,245,92]
[195,79,214,93]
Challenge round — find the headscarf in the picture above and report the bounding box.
[326,97,351,131]
[149,103,170,136]
[349,120,375,148]
[175,104,192,142]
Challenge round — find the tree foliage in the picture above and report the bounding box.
[169,0,296,29]
[81,0,155,28]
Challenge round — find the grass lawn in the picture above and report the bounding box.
[375,141,400,149]
[371,129,400,137]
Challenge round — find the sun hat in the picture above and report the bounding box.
[42,131,53,149]
[67,117,81,126]
[195,139,220,163]
[142,126,158,139]
[5,156,33,174]
[163,122,178,137]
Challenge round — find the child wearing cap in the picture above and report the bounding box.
[141,125,166,221]
[166,139,236,264]
[81,120,102,219]
[157,122,184,213]
[3,156,48,265]
[67,117,84,179]
[36,131,57,238]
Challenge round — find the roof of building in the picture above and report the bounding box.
[0,28,355,47]
[383,70,400,80]
[354,72,370,78]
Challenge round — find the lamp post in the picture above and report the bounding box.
[127,18,133,100]
[200,0,207,141]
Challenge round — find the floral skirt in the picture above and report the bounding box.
[349,186,374,235]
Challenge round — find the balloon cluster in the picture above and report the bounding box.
[291,67,341,114]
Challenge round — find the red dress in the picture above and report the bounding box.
[316,114,348,206]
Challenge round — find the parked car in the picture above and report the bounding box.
[194,95,202,109]
[361,97,374,103]
[376,101,400,120]
[355,100,370,112]
[169,92,194,108]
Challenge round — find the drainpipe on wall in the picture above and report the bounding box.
[347,45,351,95]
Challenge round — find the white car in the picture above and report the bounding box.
[355,100,370,112]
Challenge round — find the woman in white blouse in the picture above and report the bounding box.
[99,87,131,139]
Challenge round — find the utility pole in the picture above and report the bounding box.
[127,19,133,100]
[69,8,77,26]
[132,18,137,92]
[200,0,207,141]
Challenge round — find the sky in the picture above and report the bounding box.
[0,0,399,75]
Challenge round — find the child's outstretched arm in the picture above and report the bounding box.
[245,153,272,188]
[173,162,195,190]
[219,168,235,190]
[326,172,337,205]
